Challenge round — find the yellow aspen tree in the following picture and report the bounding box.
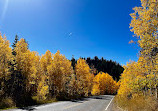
[28,51,41,95]
[15,39,37,92]
[130,0,158,53]
[99,72,107,94]
[36,50,52,100]
[92,72,118,95]
[130,0,158,98]
[14,38,30,77]
[104,73,116,94]
[0,34,12,96]
[99,72,116,94]
[112,80,119,94]
[68,74,78,98]
[118,61,146,98]
[75,58,94,96]
[91,73,101,95]
[40,50,52,75]
[47,50,73,98]
[36,74,49,101]
[40,50,52,83]
[13,38,45,106]
[87,72,94,95]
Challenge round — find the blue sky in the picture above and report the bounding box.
[0,0,141,65]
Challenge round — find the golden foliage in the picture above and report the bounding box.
[92,72,118,95]
[117,1,158,110]
[47,50,73,95]
[75,58,94,96]
[0,35,119,107]
[0,34,12,96]
[0,34,12,80]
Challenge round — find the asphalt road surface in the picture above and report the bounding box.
[5,95,114,111]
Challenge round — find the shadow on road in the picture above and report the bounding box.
[18,106,37,111]
[17,95,114,111]
[91,95,112,100]
[71,95,112,103]
[71,97,89,103]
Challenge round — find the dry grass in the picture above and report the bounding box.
[0,97,16,109]
[32,96,57,104]
[114,95,158,111]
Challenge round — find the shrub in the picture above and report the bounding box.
[0,97,16,109]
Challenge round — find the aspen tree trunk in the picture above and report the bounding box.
[144,86,147,96]
[150,87,152,96]
[154,0,158,99]
[151,59,157,98]
[155,87,157,99]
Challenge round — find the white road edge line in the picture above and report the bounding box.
[105,96,114,110]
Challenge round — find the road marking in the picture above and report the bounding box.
[64,101,88,109]
[105,96,114,110]
[64,103,82,109]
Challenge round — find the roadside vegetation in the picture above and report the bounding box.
[115,0,158,110]
[0,34,121,109]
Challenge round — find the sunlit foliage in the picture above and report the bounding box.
[92,72,118,95]
[116,0,158,110]
[0,35,119,108]
[47,50,73,98]
[0,34,12,97]
[75,58,94,96]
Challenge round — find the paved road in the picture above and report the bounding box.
[5,95,114,111]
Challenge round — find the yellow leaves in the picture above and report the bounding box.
[75,58,94,96]
[15,38,28,54]
[91,84,100,95]
[15,39,31,75]
[68,74,78,97]
[146,74,158,88]
[118,61,144,97]
[36,76,49,101]
[130,0,158,62]
[0,34,12,80]
[117,0,158,106]
[118,58,157,98]
[31,50,74,101]
[40,50,52,73]
[0,34,122,102]
[14,39,42,93]
[92,72,118,95]
[46,50,73,96]
[76,58,91,76]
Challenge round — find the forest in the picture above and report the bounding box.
[0,35,119,108]
[115,0,158,110]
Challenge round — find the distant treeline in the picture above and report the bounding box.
[71,56,124,81]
